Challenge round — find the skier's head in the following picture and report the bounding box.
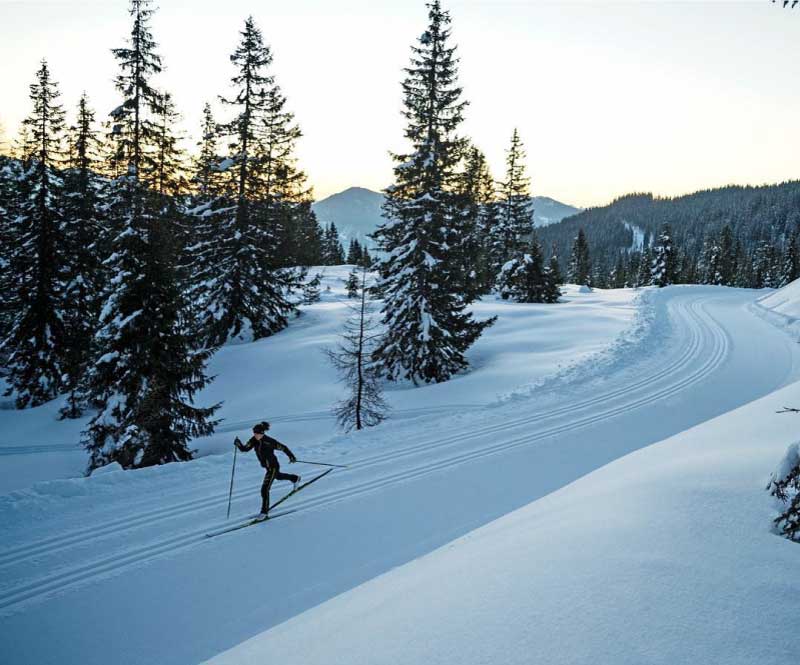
[253,421,270,437]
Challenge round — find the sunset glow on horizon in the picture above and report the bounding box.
[1,0,797,208]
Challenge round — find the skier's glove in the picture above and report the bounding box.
[289,457,297,464]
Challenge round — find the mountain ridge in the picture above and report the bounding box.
[312,186,582,246]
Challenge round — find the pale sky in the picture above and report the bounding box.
[0,0,797,208]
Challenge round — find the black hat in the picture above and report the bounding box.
[253,421,269,434]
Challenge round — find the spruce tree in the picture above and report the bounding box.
[82,0,219,471]
[636,245,652,287]
[493,131,556,303]
[567,228,591,285]
[326,267,388,431]
[345,267,360,298]
[717,224,736,285]
[60,93,107,417]
[490,129,532,275]
[611,254,627,288]
[548,243,564,286]
[258,82,312,269]
[293,209,324,266]
[0,153,24,352]
[767,442,800,542]
[1,60,70,408]
[780,227,800,287]
[347,238,364,265]
[371,0,493,384]
[323,222,345,264]
[193,17,299,346]
[192,103,223,200]
[456,144,495,296]
[650,223,677,287]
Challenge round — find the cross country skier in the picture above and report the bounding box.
[234,421,301,519]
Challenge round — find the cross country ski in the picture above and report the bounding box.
[206,468,333,538]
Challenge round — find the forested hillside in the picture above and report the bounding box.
[539,182,800,288]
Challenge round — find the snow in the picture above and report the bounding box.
[754,278,800,340]
[2,283,800,665]
[0,267,638,492]
[623,220,646,251]
[206,372,800,665]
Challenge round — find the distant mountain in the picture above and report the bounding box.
[312,187,385,247]
[312,187,582,247]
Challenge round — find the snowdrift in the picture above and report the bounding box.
[754,277,800,341]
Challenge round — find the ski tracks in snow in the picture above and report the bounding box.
[0,289,741,616]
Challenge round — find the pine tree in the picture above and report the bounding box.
[767,442,800,542]
[323,222,345,264]
[293,208,324,266]
[493,131,556,303]
[371,0,494,384]
[489,129,531,275]
[360,246,372,268]
[0,153,23,351]
[496,231,559,303]
[192,102,223,199]
[752,240,778,288]
[1,60,70,408]
[780,227,800,287]
[60,93,107,417]
[258,82,312,269]
[347,238,364,265]
[611,254,627,288]
[326,267,388,431]
[567,228,591,285]
[82,0,219,471]
[548,243,564,285]
[717,224,736,285]
[345,267,360,298]
[452,144,493,298]
[636,245,652,287]
[302,272,322,304]
[152,92,187,197]
[650,223,677,287]
[192,17,299,347]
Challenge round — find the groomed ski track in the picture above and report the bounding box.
[1,286,798,665]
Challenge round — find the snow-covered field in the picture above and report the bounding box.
[0,266,638,493]
[209,344,800,665]
[1,278,799,665]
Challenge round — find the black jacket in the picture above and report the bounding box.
[236,435,296,469]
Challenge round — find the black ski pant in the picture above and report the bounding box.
[261,466,299,512]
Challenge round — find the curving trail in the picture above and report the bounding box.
[0,286,798,665]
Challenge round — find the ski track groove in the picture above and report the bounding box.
[0,295,682,565]
[0,404,486,455]
[0,295,729,616]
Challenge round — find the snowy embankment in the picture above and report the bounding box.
[204,285,800,665]
[753,278,800,341]
[0,267,638,493]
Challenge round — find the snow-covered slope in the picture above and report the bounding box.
[0,269,637,493]
[311,187,581,244]
[1,286,799,665]
[205,299,800,665]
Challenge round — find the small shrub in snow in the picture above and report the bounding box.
[767,442,800,541]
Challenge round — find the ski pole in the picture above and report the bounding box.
[226,440,239,519]
[294,459,349,469]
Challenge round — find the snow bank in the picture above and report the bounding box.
[205,368,800,665]
[753,278,800,341]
